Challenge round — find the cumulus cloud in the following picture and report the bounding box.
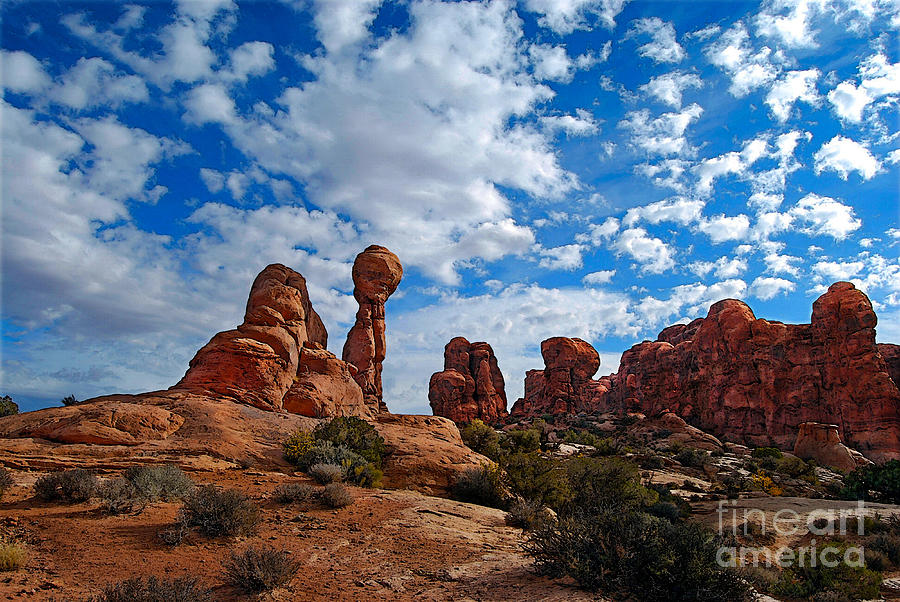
[765,69,820,122]
[697,214,751,243]
[639,71,703,108]
[0,50,51,93]
[789,193,861,239]
[690,256,748,278]
[541,109,599,136]
[705,22,778,96]
[636,279,748,326]
[749,276,796,300]
[622,197,704,226]
[538,244,585,271]
[524,0,630,34]
[611,227,675,274]
[755,0,820,48]
[582,270,615,285]
[813,135,882,180]
[827,52,900,123]
[812,259,864,281]
[628,17,685,63]
[619,103,703,156]
[183,83,237,125]
[530,44,575,83]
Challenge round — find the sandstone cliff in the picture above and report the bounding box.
[429,337,507,424]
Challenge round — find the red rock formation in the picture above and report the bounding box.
[429,337,507,424]
[510,337,611,417]
[342,245,403,413]
[513,282,900,462]
[880,343,900,388]
[793,422,871,472]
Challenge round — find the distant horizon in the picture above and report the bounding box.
[2,0,898,414]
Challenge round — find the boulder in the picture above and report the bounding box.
[793,422,872,473]
[342,245,403,413]
[282,343,373,419]
[429,337,507,424]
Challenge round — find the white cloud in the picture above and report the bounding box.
[51,57,148,110]
[628,17,685,63]
[622,197,704,226]
[1,50,51,94]
[524,0,630,34]
[764,252,802,276]
[789,193,861,239]
[813,135,881,180]
[827,81,873,122]
[827,52,900,123]
[183,83,237,125]
[749,276,796,300]
[578,217,620,245]
[765,68,820,122]
[310,0,382,54]
[538,244,585,271]
[199,168,225,193]
[697,214,751,243]
[706,22,778,96]
[541,109,599,136]
[812,259,864,281]
[636,279,748,326]
[225,41,275,82]
[611,227,675,273]
[690,256,748,278]
[639,71,703,108]
[530,44,574,83]
[756,0,820,48]
[582,270,615,285]
[574,42,612,69]
[619,103,703,156]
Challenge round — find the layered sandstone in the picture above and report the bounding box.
[880,343,900,388]
[429,337,507,424]
[793,422,870,473]
[343,245,403,413]
[511,283,900,462]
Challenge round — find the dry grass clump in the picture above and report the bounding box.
[33,469,97,502]
[273,482,317,504]
[0,539,27,572]
[92,576,211,602]
[223,546,299,593]
[321,483,353,508]
[309,463,343,485]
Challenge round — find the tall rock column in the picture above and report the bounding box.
[342,245,403,413]
[429,337,508,424]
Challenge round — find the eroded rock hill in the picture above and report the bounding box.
[429,337,507,424]
[510,282,900,462]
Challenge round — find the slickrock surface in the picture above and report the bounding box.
[342,245,403,413]
[511,283,900,462]
[793,422,871,473]
[429,337,508,424]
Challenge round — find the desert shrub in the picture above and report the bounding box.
[93,576,212,602]
[98,478,135,515]
[868,533,900,565]
[772,541,881,600]
[61,394,79,406]
[452,464,506,509]
[299,441,364,470]
[273,482,317,504]
[321,483,353,508]
[341,456,382,488]
[864,548,890,572]
[776,455,814,479]
[33,469,97,502]
[124,464,194,502]
[179,486,260,537]
[0,467,12,499]
[0,539,27,572]
[223,546,299,593]
[313,416,386,468]
[811,592,853,602]
[505,497,552,531]
[759,456,779,471]
[720,474,747,498]
[640,455,666,469]
[751,446,783,459]
[0,395,17,417]
[282,430,315,466]
[842,460,900,503]
[647,501,683,522]
[308,463,342,485]
[503,452,569,509]
[675,448,709,468]
[459,419,501,460]
[502,428,541,455]
[563,457,657,515]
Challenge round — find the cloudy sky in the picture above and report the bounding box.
[2,0,898,414]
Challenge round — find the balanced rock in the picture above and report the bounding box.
[793,422,871,473]
[510,337,611,417]
[342,245,403,413]
[429,337,507,424]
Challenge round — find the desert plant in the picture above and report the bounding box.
[503,452,570,509]
[675,448,709,468]
[282,430,315,466]
[321,483,353,508]
[563,456,657,515]
[341,455,383,488]
[751,446,783,460]
[0,539,27,572]
[33,469,97,502]
[309,463,343,485]
[0,395,17,417]
[98,478,135,515]
[273,482,317,504]
[772,541,881,600]
[0,467,12,499]
[313,416,386,468]
[776,455,814,479]
[459,419,502,460]
[124,464,194,501]
[61,394,79,406]
[842,460,900,503]
[868,533,900,565]
[179,486,260,537]
[223,546,299,593]
[505,497,551,531]
[93,576,212,601]
[502,428,541,454]
[452,464,506,509]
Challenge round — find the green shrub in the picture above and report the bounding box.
[0,467,12,499]
[776,455,814,479]
[179,486,260,537]
[313,416,386,468]
[842,460,900,503]
[321,483,353,508]
[505,497,552,531]
[93,576,212,602]
[459,419,502,460]
[452,464,506,509]
[675,448,709,468]
[772,541,881,600]
[0,539,27,572]
[502,428,541,454]
[98,478,135,515]
[864,548,890,572]
[0,395,17,417]
[759,456,778,471]
[751,447,783,460]
[61,394,79,406]
[868,533,900,565]
[33,469,97,502]
[299,441,364,471]
[282,430,315,466]
[223,546,299,593]
[564,457,657,515]
[273,482,317,504]
[503,452,570,509]
[341,457,382,488]
[308,463,342,485]
[124,464,194,501]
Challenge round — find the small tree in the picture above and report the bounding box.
[61,394,78,406]
[0,396,17,417]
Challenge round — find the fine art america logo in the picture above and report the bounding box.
[716,500,869,568]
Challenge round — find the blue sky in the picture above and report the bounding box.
[2,0,898,414]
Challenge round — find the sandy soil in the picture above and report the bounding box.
[0,469,602,601]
